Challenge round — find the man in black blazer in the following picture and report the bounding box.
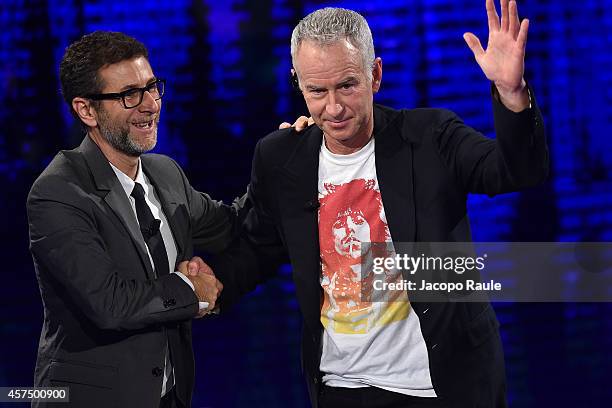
[218,2,548,407]
[27,31,229,407]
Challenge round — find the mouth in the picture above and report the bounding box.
[326,118,352,130]
[131,119,155,130]
[130,118,157,134]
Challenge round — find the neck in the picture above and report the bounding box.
[324,133,372,155]
[88,131,139,180]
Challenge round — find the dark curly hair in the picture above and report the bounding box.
[59,31,148,122]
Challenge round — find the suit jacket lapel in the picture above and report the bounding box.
[141,159,185,263]
[374,105,417,246]
[276,127,323,335]
[79,136,155,279]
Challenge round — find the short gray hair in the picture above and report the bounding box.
[290,7,375,80]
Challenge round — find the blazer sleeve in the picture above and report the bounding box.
[213,139,289,309]
[27,177,199,332]
[433,83,549,196]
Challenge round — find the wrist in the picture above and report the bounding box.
[494,79,530,112]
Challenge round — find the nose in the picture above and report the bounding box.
[345,217,357,234]
[325,92,344,117]
[139,90,160,113]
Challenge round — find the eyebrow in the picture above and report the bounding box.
[338,76,359,86]
[305,83,325,91]
[304,76,359,91]
[117,77,157,92]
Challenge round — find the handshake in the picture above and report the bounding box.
[177,256,223,318]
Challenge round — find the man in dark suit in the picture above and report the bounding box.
[27,31,229,407]
[218,2,548,407]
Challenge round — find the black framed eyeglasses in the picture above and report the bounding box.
[86,79,165,109]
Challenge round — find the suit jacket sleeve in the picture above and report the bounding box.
[433,83,549,195]
[27,174,199,332]
[213,138,289,309]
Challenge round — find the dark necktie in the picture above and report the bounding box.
[130,182,175,394]
[130,182,169,277]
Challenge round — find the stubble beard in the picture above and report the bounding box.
[96,106,158,157]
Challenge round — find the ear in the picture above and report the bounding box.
[72,97,98,128]
[371,57,383,93]
[290,68,301,92]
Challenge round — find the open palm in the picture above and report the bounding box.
[464,0,529,94]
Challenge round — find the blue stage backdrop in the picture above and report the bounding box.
[1,0,611,407]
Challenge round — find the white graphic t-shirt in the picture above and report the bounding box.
[318,136,436,397]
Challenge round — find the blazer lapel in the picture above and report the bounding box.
[374,105,417,246]
[276,127,324,335]
[79,136,155,279]
[141,160,185,263]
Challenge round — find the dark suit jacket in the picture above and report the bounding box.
[220,89,548,407]
[27,136,235,407]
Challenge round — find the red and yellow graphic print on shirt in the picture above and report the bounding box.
[319,178,409,335]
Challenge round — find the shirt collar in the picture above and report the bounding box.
[109,159,147,197]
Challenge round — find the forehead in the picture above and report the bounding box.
[97,56,154,91]
[294,39,365,83]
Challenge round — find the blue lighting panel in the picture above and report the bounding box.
[1,1,611,407]
[204,0,247,139]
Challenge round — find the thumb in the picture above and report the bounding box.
[463,32,485,60]
[188,261,198,276]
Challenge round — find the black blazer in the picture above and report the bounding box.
[220,90,548,407]
[27,136,235,407]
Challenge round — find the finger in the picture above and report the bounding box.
[177,260,189,274]
[307,116,315,126]
[188,260,203,276]
[463,33,486,60]
[486,0,500,32]
[500,0,510,32]
[279,122,291,129]
[294,120,308,132]
[191,256,214,276]
[188,260,199,276]
[516,18,529,52]
[189,256,204,267]
[209,287,219,305]
[191,278,202,301]
[199,262,214,276]
[293,116,310,131]
[508,0,520,39]
[216,279,224,292]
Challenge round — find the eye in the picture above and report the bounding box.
[147,81,159,93]
[339,82,356,92]
[123,88,141,101]
[352,212,367,224]
[333,219,346,230]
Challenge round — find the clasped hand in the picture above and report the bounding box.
[177,256,223,318]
